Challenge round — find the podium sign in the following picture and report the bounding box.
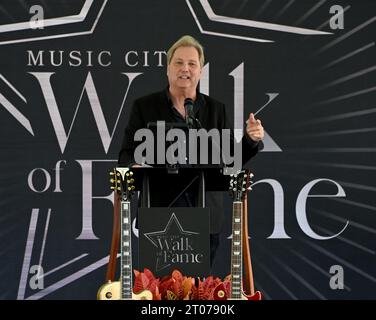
[139,207,210,277]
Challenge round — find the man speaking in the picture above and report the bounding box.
[118,35,264,264]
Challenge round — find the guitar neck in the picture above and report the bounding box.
[230,201,243,299]
[121,200,132,300]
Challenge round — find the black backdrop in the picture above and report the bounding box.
[0,0,375,300]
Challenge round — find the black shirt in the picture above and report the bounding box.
[118,87,263,233]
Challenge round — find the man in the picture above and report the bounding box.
[118,35,264,265]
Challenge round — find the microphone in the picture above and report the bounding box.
[184,98,195,128]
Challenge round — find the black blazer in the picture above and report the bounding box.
[118,88,263,233]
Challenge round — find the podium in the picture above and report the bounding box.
[131,166,231,207]
[127,165,231,277]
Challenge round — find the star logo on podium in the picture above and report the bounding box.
[144,213,198,271]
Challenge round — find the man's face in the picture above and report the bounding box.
[167,46,202,92]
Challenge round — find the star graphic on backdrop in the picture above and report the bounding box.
[144,213,199,271]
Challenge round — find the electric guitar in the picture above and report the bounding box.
[214,170,262,300]
[97,168,153,300]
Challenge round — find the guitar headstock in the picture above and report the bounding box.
[229,170,254,201]
[110,167,135,201]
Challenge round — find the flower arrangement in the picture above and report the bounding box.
[132,268,231,300]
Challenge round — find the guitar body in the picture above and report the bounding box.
[97,281,153,300]
[212,283,227,301]
[97,281,120,300]
[245,291,262,300]
[213,283,262,301]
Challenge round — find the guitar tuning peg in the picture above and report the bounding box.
[129,171,133,176]
[117,179,121,184]
[110,178,114,183]
[116,172,120,176]
[110,186,114,190]
[110,172,114,176]
[250,173,254,178]
[131,186,135,190]
[248,187,253,191]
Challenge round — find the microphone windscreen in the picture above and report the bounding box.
[184,98,194,107]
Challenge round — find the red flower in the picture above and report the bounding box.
[132,268,227,300]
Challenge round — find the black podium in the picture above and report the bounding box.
[131,166,231,207]
[128,166,231,277]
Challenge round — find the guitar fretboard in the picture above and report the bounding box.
[230,201,243,299]
[121,201,132,300]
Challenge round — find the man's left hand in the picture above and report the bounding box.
[246,113,264,142]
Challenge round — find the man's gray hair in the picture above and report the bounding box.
[167,35,205,67]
